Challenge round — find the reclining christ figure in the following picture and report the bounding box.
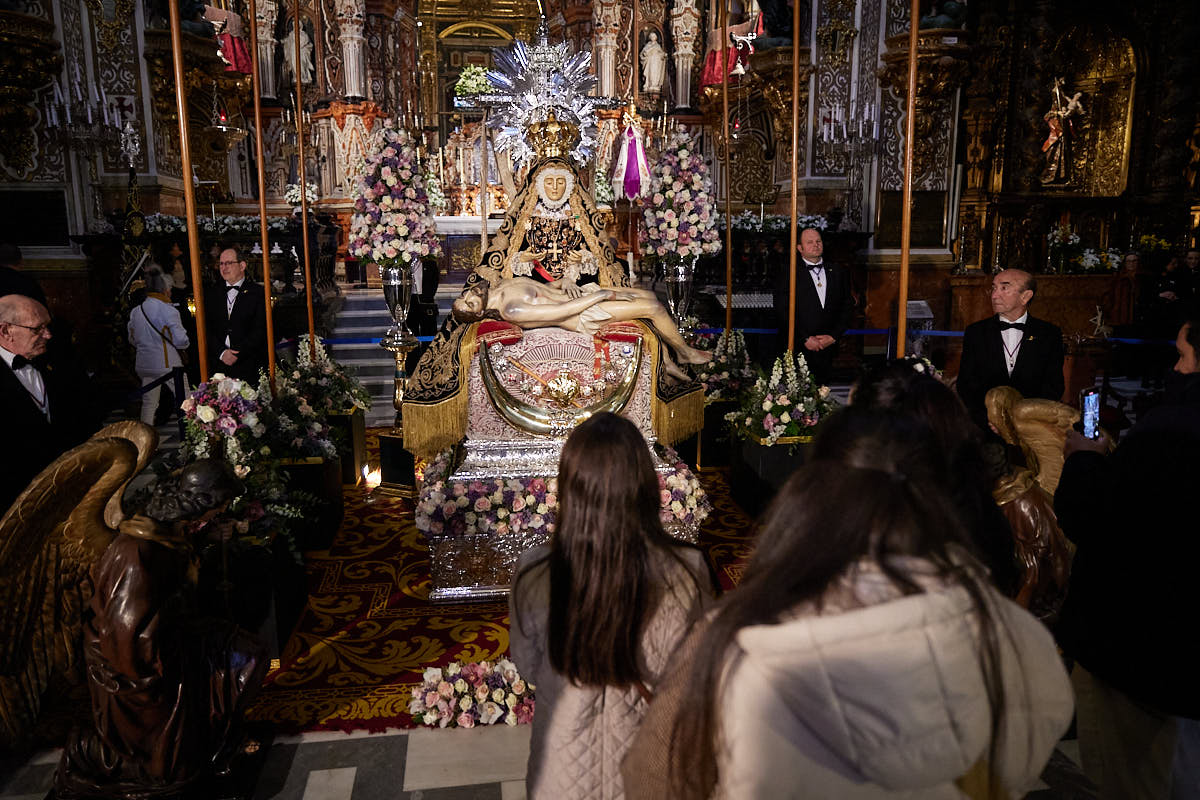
[451,277,712,381]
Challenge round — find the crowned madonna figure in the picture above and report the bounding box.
[476,114,627,293]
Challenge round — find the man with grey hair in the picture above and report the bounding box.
[128,265,190,425]
[957,268,1065,427]
[0,294,94,509]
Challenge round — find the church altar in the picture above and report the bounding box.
[415,322,705,602]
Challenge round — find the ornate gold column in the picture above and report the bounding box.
[0,11,63,170]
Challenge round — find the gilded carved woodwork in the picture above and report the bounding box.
[877,29,971,146]
[1038,25,1136,198]
[0,11,62,171]
[82,0,136,52]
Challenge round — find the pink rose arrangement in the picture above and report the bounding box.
[409,659,536,729]
[181,373,265,466]
[640,130,722,261]
[694,328,756,403]
[416,445,709,536]
[349,125,441,269]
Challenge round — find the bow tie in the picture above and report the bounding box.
[998,321,1025,332]
[807,263,824,272]
[11,355,39,370]
[226,284,243,293]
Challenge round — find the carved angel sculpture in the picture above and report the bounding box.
[985,385,1081,495]
[0,422,157,751]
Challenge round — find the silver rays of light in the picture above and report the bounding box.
[477,18,602,168]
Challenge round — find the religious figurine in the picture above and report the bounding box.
[53,459,268,799]
[281,23,314,85]
[0,421,159,753]
[1040,77,1085,186]
[611,104,650,202]
[479,113,627,292]
[451,277,712,380]
[641,32,668,95]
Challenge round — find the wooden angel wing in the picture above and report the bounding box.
[1011,398,1080,495]
[92,421,159,530]
[0,436,138,749]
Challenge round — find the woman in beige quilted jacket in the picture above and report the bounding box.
[509,412,714,800]
[624,408,1074,800]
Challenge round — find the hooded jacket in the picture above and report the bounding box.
[712,576,1073,799]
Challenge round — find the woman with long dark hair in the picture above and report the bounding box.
[852,358,1020,595]
[510,412,714,799]
[625,409,1072,799]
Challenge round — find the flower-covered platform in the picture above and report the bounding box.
[245,432,751,735]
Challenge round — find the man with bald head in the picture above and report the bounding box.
[0,294,95,510]
[957,268,1065,426]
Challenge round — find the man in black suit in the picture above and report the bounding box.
[773,226,853,385]
[205,245,268,383]
[957,268,1065,426]
[0,294,95,511]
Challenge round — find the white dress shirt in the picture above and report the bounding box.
[224,278,245,347]
[0,344,49,419]
[1000,311,1028,376]
[804,259,826,308]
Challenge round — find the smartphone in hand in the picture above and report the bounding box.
[1080,387,1101,440]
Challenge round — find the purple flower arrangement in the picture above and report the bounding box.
[409,659,535,728]
[349,125,441,268]
[727,352,840,446]
[640,131,722,261]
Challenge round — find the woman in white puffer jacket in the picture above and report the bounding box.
[626,408,1074,800]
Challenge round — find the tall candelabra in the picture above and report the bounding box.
[45,66,125,226]
[815,100,881,231]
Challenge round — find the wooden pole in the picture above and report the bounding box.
[479,109,488,252]
[167,0,210,381]
[786,0,801,352]
[720,0,732,333]
[896,0,920,358]
[293,1,317,360]
[247,0,277,389]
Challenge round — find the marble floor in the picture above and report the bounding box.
[0,722,1094,800]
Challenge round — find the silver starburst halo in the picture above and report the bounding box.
[477,18,618,168]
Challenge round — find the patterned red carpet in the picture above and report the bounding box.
[246,434,757,734]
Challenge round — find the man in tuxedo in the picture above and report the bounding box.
[957,268,1065,426]
[773,227,853,385]
[0,294,95,511]
[205,246,268,383]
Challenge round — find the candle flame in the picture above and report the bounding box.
[364,466,382,490]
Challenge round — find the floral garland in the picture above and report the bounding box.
[144,212,300,236]
[416,444,710,536]
[719,211,828,233]
[349,125,442,268]
[727,352,838,445]
[639,130,722,261]
[694,328,757,403]
[454,65,491,99]
[283,182,319,205]
[409,659,535,729]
